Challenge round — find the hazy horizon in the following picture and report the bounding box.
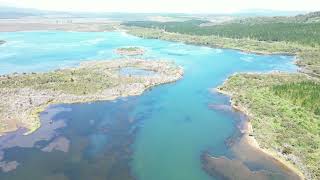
[0,0,319,14]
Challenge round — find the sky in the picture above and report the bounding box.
[0,0,319,13]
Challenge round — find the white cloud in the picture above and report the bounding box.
[0,0,319,13]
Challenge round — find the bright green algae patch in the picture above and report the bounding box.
[218,73,320,179]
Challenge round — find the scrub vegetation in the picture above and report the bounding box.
[273,81,320,115]
[218,73,320,179]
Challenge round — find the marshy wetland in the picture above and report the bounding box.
[0,31,300,180]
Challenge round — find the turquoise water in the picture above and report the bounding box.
[0,31,297,180]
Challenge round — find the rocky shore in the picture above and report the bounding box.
[0,59,183,135]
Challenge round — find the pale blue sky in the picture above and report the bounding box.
[0,0,319,13]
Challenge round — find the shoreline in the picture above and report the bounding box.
[215,86,306,180]
[124,27,320,78]
[0,59,184,136]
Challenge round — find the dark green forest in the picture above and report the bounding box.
[272,81,320,115]
[124,20,320,47]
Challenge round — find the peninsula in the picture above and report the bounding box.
[0,59,183,135]
[216,73,319,180]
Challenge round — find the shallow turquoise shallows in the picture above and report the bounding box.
[0,31,297,180]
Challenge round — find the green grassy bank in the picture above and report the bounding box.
[218,73,320,179]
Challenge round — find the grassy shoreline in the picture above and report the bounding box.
[217,73,319,179]
[0,59,183,135]
[123,26,320,179]
[124,27,320,77]
[216,86,306,180]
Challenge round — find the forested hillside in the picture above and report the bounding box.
[124,12,320,47]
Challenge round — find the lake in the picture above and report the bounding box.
[0,31,297,180]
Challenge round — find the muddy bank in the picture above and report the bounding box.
[202,88,305,180]
[202,120,302,180]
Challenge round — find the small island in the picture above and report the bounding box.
[0,59,183,135]
[0,40,5,45]
[115,47,145,56]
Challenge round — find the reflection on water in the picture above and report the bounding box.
[0,31,299,180]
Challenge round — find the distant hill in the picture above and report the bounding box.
[231,9,306,17]
[124,11,320,46]
[295,11,320,22]
[0,6,46,18]
[225,11,320,24]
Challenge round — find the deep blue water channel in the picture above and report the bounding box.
[0,31,297,180]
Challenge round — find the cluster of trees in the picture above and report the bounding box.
[272,81,320,115]
[124,20,320,47]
